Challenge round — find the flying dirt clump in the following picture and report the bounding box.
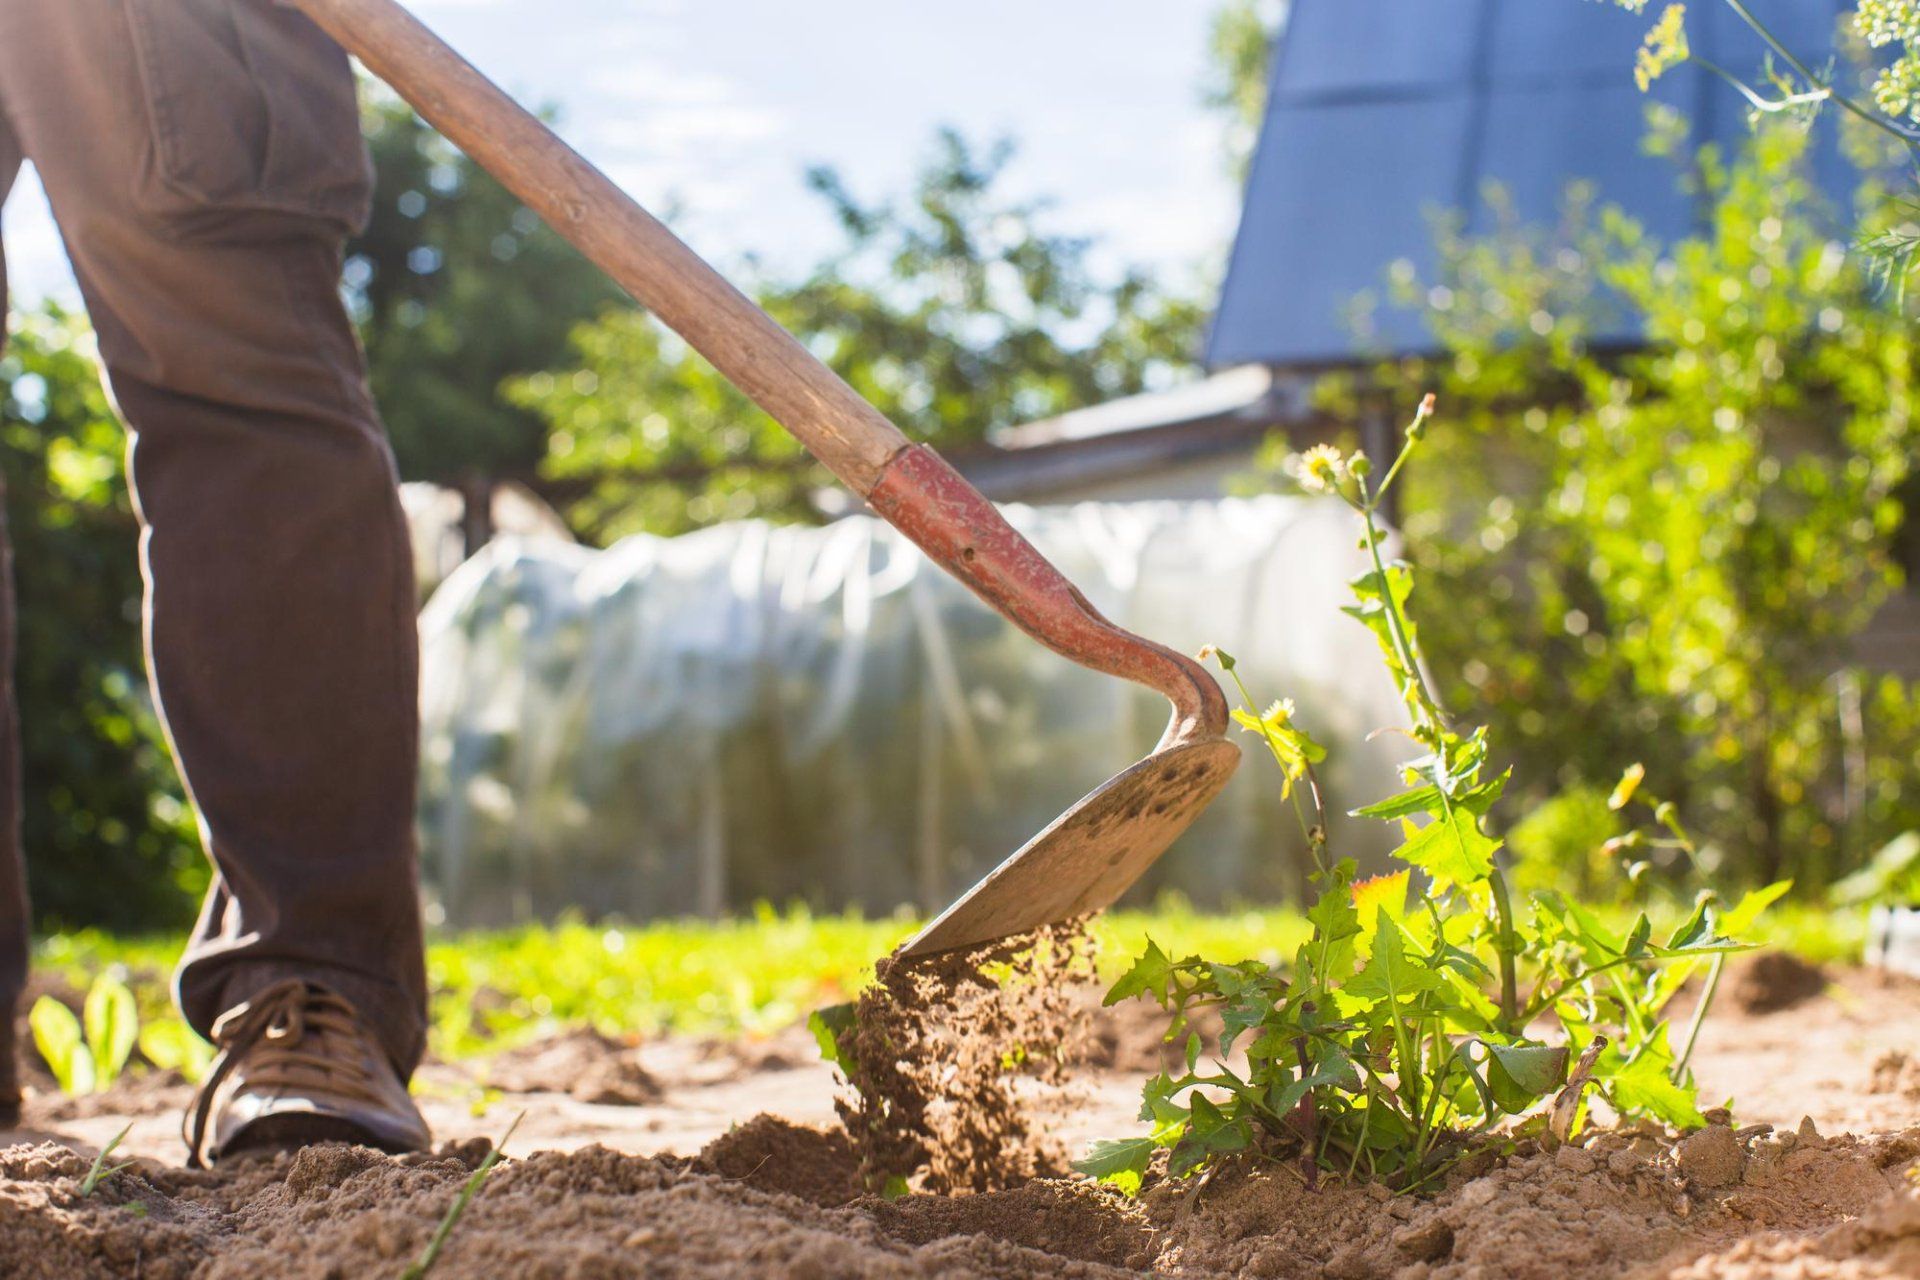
[827,921,1096,1195]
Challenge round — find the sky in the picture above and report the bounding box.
[1,0,1243,308]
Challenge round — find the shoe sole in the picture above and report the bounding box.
[216,1112,419,1162]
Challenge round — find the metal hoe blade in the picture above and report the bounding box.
[901,738,1240,958]
[868,446,1243,959]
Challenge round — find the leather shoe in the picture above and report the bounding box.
[184,978,429,1167]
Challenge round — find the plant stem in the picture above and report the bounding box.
[1486,869,1520,1031]
[1355,495,1443,732]
[1718,0,1920,146]
[1673,954,1724,1080]
[1292,1017,1319,1189]
[1222,664,1329,854]
[1356,485,1519,1027]
[1522,954,1641,1023]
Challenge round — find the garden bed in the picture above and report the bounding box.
[3,961,1917,1278]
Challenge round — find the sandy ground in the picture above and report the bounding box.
[2,958,1918,1278]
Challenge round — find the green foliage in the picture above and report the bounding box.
[347,87,627,489]
[1203,0,1287,179]
[136,1017,215,1084]
[807,1001,858,1074]
[515,129,1203,542]
[1831,830,1920,904]
[0,308,204,930]
[31,971,138,1095]
[28,996,90,1094]
[1083,412,1781,1193]
[1506,786,1624,897]
[83,972,138,1087]
[1322,120,1920,892]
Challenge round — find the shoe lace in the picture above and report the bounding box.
[183,978,382,1168]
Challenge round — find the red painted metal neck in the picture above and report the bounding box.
[867,445,1230,749]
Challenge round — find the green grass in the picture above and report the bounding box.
[27,894,1865,1062]
[425,900,1314,1056]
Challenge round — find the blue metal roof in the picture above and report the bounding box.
[1206,0,1855,369]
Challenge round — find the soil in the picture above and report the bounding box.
[831,923,1095,1195]
[481,1027,663,1105]
[2,964,1917,1278]
[1729,951,1830,1015]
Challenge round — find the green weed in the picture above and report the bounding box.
[31,972,138,1095]
[1079,400,1784,1194]
[399,1113,523,1280]
[79,1124,134,1197]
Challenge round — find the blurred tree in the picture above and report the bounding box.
[346,87,627,536]
[1204,0,1288,181]
[0,307,203,930]
[1300,120,1920,892]
[516,129,1206,542]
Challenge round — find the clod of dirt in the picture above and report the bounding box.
[1730,951,1829,1015]
[867,1179,1155,1270]
[830,922,1095,1195]
[698,1115,862,1207]
[1392,1215,1455,1263]
[1664,1184,1920,1278]
[480,1027,662,1105]
[1676,1124,1746,1188]
[1871,1050,1920,1100]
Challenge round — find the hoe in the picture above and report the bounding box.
[289,0,1241,958]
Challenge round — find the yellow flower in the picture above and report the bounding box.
[1609,762,1646,810]
[1634,4,1689,92]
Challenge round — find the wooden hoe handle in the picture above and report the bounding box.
[288,0,909,495]
[289,0,1229,743]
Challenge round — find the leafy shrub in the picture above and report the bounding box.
[0,307,203,930]
[1081,407,1783,1193]
[1305,119,1920,895]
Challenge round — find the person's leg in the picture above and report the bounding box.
[0,117,29,1124]
[0,0,427,1077]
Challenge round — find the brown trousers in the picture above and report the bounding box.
[0,0,427,1092]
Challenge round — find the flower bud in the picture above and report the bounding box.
[1407,392,1436,441]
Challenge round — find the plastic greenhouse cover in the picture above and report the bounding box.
[417,495,1411,928]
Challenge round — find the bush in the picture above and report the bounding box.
[0,306,202,930]
[1306,119,1920,894]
